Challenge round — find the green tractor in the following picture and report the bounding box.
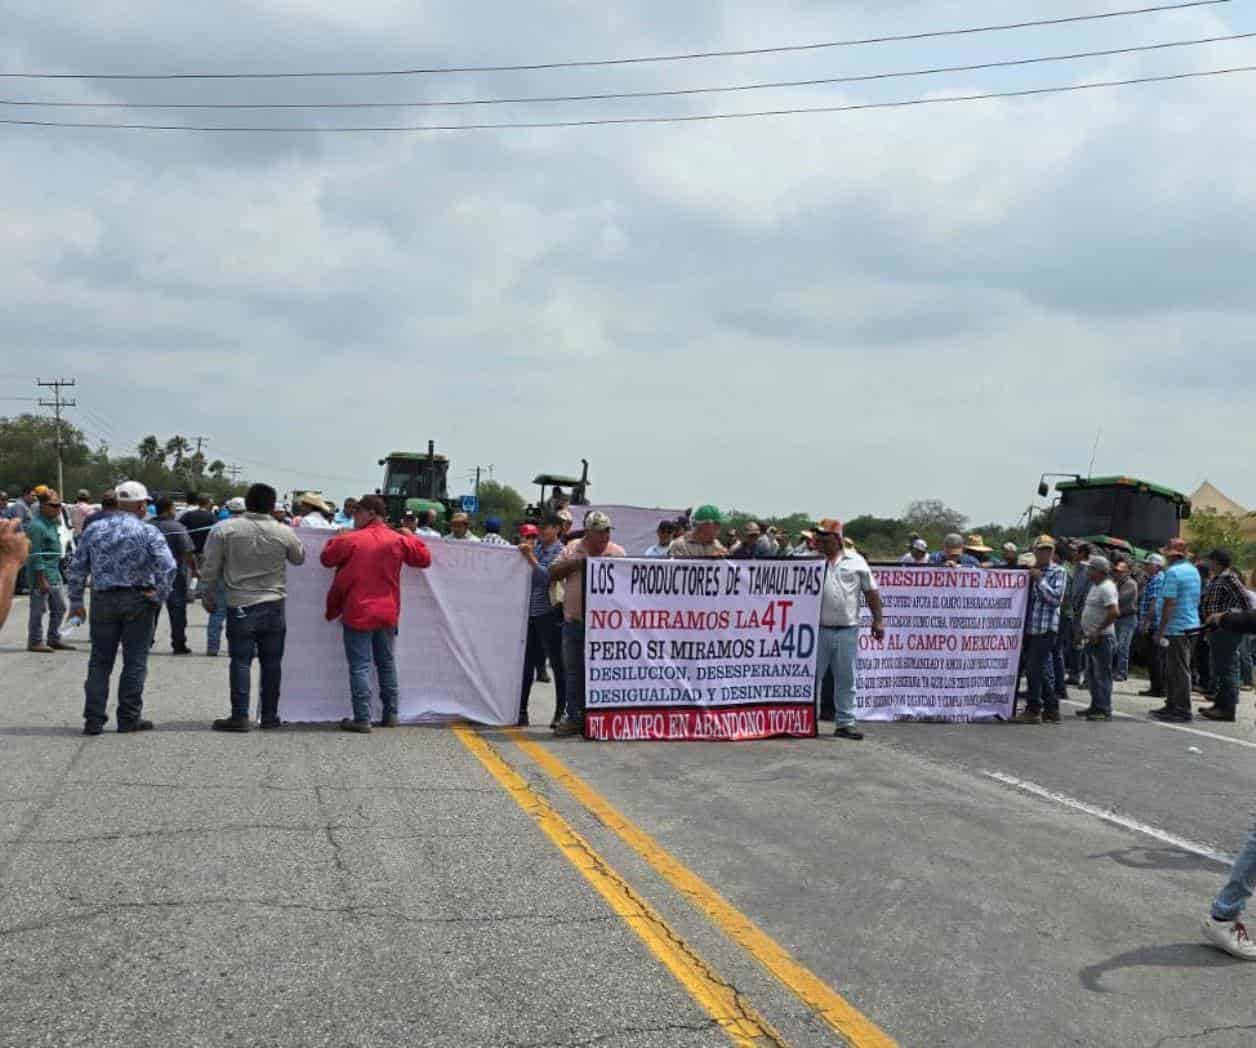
[527,459,591,518]
[378,442,458,525]
[1037,473,1192,561]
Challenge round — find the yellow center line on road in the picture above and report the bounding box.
[506,729,898,1048]
[451,724,787,1048]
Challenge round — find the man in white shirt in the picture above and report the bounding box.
[814,518,885,740]
[1076,555,1120,721]
[295,493,337,530]
[446,512,480,542]
[899,537,928,565]
[414,509,442,539]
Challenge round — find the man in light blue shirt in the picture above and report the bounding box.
[1153,538,1202,722]
[68,481,176,735]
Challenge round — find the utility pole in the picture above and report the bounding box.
[226,463,242,484]
[190,436,209,478]
[37,377,76,495]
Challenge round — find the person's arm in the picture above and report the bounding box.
[28,523,52,593]
[199,529,223,611]
[1092,593,1120,638]
[865,588,886,641]
[148,526,178,603]
[319,533,351,568]
[1217,609,1256,634]
[1034,567,1065,607]
[1156,595,1177,646]
[402,533,431,569]
[286,530,307,566]
[549,547,585,581]
[176,528,196,574]
[0,519,30,630]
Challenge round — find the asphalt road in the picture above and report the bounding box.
[3,599,1255,1047]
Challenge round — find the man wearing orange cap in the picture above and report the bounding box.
[814,518,884,740]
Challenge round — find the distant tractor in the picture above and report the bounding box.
[378,441,456,525]
[528,459,591,517]
[1037,473,1192,560]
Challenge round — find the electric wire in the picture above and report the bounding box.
[1,31,1248,109]
[0,1,1230,79]
[0,64,1250,132]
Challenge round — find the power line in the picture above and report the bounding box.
[1,64,1250,132]
[3,32,1248,110]
[0,1,1230,80]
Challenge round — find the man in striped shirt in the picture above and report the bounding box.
[1011,536,1067,724]
[518,515,568,727]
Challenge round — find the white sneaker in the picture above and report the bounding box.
[1202,917,1256,960]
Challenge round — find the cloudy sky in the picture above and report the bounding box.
[3,1,1253,523]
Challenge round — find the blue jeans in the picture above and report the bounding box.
[561,620,586,723]
[206,579,228,655]
[522,609,565,719]
[1213,817,1256,921]
[83,588,158,727]
[226,600,286,722]
[152,569,188,651]
[1024,632,1058,713]
[1113,617,1136,680]
[28,582,67,646]
[1210,628,1243,714]
[343,626,400,722]
[1240,635,1254,688]
[1085,635,1116,713]
[815,625,859,728]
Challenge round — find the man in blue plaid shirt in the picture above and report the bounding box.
[1012,535,1068,724]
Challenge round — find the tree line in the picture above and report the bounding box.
[0,414,246,502]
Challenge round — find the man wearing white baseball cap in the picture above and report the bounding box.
[68,480,177,735]
[899,538,928,565]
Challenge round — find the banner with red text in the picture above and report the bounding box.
[854,566,1030,722]
[583,557,823,740]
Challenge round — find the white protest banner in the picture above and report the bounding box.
[583,557,823,741]
[575,505,685,555]
[854,566,1030,722]
[279,530,529,725]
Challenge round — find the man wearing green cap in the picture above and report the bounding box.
[669,505,728,559]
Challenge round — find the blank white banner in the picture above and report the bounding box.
[279,530,529,725]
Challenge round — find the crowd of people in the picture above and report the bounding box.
[5,482,1256,959]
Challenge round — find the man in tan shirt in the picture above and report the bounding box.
[201,483,306,732]
[548,511,625,736]
[668,504,728,559]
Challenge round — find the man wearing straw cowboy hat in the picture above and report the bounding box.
[1010,536,1067,725]
[964,534,995,566]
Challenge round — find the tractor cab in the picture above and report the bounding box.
[529,460,590,517]
[378,441,453,525]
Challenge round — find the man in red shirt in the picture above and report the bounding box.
[320,495,431,733]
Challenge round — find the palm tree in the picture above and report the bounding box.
[137,435,164,467]
[164,435,192,470]
[208,459,226,479]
